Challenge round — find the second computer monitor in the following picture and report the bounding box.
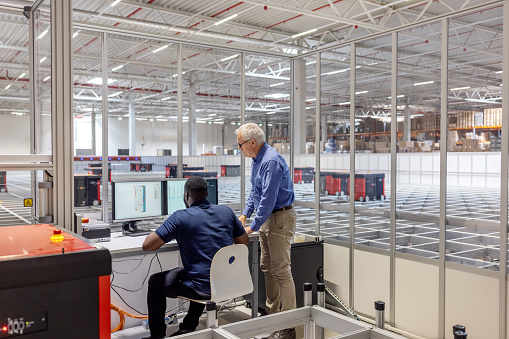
[166,179,187,215]
[165,178,219,215]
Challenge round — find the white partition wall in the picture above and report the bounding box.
[444,266,499,339]
[324,243,350,307]
[395,257,439,339]
[353,249,390,320]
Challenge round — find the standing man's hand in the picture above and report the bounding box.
[238,214,247,226]
[244,226,254,234]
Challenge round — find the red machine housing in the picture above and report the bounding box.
[0,224,111,338]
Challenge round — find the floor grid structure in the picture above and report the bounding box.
[0,172,502,270]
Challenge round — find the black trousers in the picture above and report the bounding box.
[147,267,210,338]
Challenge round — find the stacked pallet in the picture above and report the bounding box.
[456,111,477,128]
[483,108,502,127]
[424,114,440,130]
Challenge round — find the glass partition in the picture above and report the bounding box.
[0,170,33,226]
[446,7,503,270]
[293,56,317,236]
[242,53,291,223]
[319,45,351,242]
[395,22,442,258]
[34,5,52,154]
[0,10,30,155]
[353,35,392,250]
[73,31,104,222]
[182,46,242,212]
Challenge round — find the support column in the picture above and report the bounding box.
[321,114,327,149]
[293,57,307,154]
[189,73,197,156]
[91,107,96,154]
[129,99,136,155]
[403,102,411,141]
[51,0,74,229]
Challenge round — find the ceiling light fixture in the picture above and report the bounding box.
[388,95,404,99]
[40,57,46,63]
[214,14,238,26]
[43,76,50,81]
[161,97,172,101]
[292,28,317,39]
[323,68,349,76]
[339,102,350,105]
[496,71,503,74]
[266,111,276,115]
[108,92,122,97]
[414,81,434,86]
[264,93,289,99]
[270,82,285,87]
[73,31,80,38]
[355,90,368,94]
[221,54,238,62]
[18,73,25,79]
[153,45,168,53]
[38,29,48,40]
[451,86,470,91]
[112,64,124,71]
[5,85,10,90]
[88,78,114,85]
[306,98,316,102]
[111,0,122,7]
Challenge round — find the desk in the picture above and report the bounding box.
[99,231,260,329]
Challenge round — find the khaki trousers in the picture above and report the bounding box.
[259,208,297,314]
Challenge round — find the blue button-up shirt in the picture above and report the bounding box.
[155,200,245,295]
[242,143,295,232]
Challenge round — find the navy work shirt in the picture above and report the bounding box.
[155,200,245,295]
[242,143,295,232]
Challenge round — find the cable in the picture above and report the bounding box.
[110,301,189,333]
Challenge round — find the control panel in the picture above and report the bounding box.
[0,312,47,337]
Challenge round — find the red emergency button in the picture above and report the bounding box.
[50,229,64,243]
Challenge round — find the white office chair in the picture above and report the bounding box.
[179,244,254,328]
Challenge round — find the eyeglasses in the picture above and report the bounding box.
[238,138,252,149]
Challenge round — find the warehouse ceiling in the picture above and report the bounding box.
[0,0,504,127]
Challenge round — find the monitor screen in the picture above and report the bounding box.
[206,178,218,205]
[112,181,163,221]
[166,179,187,215]
[165,178,219,215]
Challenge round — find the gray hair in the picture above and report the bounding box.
[235,123,266,144]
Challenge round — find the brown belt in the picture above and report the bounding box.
[272,205,293,214]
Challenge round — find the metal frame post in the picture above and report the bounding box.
[500,3,509,338]
[349,42,356,309]
[390,31,398,327]
[315,52,321,235]
[438,17,449,339]
[101,32,109,224]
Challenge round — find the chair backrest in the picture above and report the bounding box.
[209,244,253,303]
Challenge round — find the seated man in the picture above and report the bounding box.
[142,176,249,339]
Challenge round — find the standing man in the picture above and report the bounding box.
[236,123,297,339]
[142,176,249,339]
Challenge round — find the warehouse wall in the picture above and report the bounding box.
[74,116,223,156]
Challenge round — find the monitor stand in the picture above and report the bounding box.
[121,220,152,237]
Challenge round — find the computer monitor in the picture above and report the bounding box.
[205,178,218,205]
[164,178,219,215]
[112,181,164,221]
[166,179,187,215]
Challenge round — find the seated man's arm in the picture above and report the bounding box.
[143,232,166,251]
[233,232,249,245]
